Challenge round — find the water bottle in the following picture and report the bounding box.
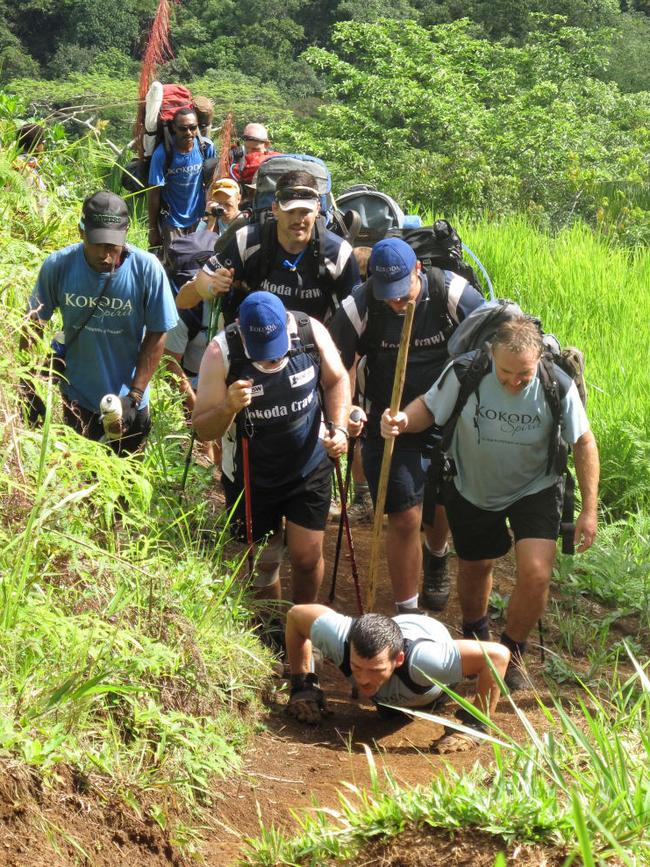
[99,394,122,440]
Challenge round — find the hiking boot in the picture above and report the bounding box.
[347,492,374,524]
[421,546,450,611]
[504,658,530,692]
[396,603,428,616]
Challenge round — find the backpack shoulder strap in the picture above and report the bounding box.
[538,355,570,474]
[290,311,320,367]
[439,347,491,452]
[253,218,277,288]
[394,637,438,695]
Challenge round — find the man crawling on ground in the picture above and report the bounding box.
[285,604,510,753]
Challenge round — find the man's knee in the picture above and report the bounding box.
[458,558,493,583]
[515,559,552,593]
[388,505,422,534]
[290,545,322,575]
[253,534,284,589]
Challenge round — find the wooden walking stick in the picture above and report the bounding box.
[365,299,416,610]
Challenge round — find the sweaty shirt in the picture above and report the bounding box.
[424,357,590,510]
[202,222,360,322]
[31,244,178,412]
[149,137,216,228]
[311,609,462,708]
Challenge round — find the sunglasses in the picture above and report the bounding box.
[242,135,266,142]
[275,186,319,203]
[176,124,198,132]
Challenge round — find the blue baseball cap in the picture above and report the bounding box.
[238,292,290,361]
[369,238,417,301]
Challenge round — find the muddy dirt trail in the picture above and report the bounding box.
[204,515,555,866]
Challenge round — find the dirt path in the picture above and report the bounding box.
[205,516,554,866]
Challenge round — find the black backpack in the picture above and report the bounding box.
[166,230,220,344]
[386,220,482,292]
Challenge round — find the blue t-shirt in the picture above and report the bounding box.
[148,137,215,229]
[423,358,590,509]
[311,610,462,708]
[31,243,178,412]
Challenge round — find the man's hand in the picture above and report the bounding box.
[574,508,597,553]
[18,378,46,426]
[286,673,330,725]
[225,379,253,414]
[380,408,408,439]
[323,425,348,459]
[194,267,234,300]
[348,406,366,438]
[119,395,139,433]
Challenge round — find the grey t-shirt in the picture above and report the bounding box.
[424,360,590,510]
[311,610,462,708]
[164,302,211,374]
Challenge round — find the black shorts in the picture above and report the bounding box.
[62,399,151,456]
[222,457,334,543]
[362,436,430,514]
[444,480,563,561]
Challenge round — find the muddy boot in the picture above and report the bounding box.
[501,634,530,691]
[421,544,450,611]
[347,490,374,524]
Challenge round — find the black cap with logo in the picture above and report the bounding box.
[81,191,129,245]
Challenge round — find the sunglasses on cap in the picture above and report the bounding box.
[242,135,266,142]
[275,186,320,203]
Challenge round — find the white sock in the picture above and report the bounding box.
[424,539,449,558]
[395,594,419,611]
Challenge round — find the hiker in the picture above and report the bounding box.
[192,291,350,609]
[164,179,244,413]
[203,176,243,234]
[21,191,178,455]
[229,122,280,192]
[181,170,360,323]
[329,237,485,613]
[380,316,600,689]
[285,603,510,753]
[163,180,244,463]
[147,106,215,263]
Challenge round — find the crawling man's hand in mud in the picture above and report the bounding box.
[286,673,331,725]
[430,707,487,754]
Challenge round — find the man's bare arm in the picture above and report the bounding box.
[312,319,350,458]
[572,429,600,552]
[131,331,166,395]
[456,640,510,714]
[285,604,331,675]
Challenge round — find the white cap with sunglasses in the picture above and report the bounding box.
[275,184,320,213]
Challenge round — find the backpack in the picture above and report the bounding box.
[434,301,587,553]
[224,311,320,387]
[335,184,421,246]
[122,82,210,193]
[229,149,281,187]
[386,221,482,292]
[166,230,220,344]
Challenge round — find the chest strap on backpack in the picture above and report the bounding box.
[339,632,436,695]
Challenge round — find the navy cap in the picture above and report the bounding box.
[238,292,290,361]
[369,238,417,301]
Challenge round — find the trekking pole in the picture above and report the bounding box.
[179,296,222,502]
[366,299,416,611]
[327,417,363,615]
[328,408,361,605]
[241,428,255,579]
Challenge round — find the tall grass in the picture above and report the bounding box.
[459,216,650,515]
